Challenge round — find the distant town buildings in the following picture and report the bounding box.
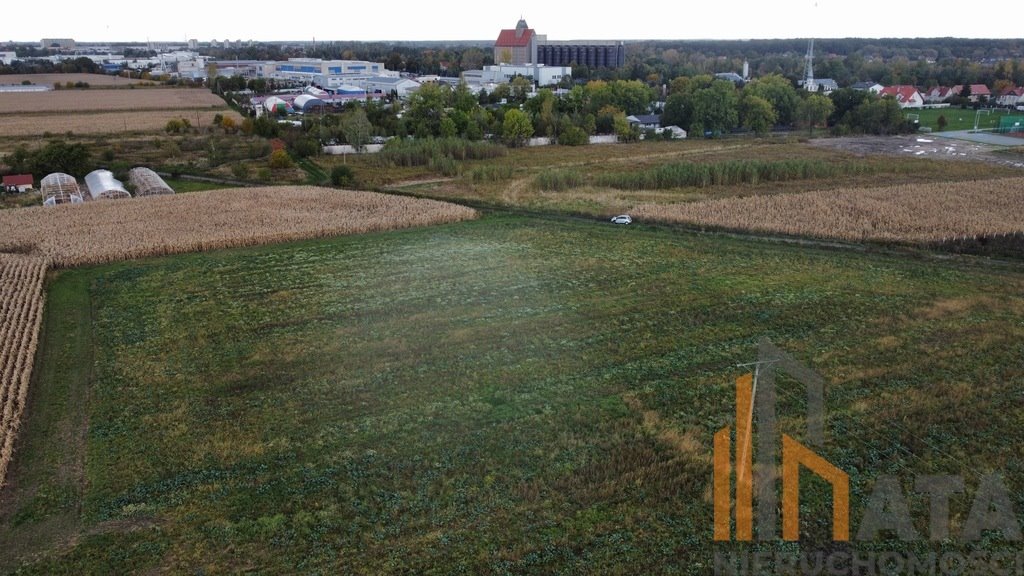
[41,38,75,50]
[0,51,16,66]
[493,18,625,68]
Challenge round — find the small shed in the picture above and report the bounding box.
[41,173,84,206]
[85,170,131,200]
[2,174,33,193]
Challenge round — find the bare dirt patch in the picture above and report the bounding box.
[808,135,1024,169]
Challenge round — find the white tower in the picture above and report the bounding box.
[803,39,815,92]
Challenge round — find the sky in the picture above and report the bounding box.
[5,1,1021,43]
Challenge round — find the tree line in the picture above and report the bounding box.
[661,75,914,137]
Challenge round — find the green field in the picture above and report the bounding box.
[3,215,1023,573]
[910,107,1015,132]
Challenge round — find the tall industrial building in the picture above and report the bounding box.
[536,41,625,68]
[493,19,624,68]
[494,19,538,65]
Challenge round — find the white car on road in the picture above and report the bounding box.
[610,215,632,224]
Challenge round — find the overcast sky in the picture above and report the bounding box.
[5,1,1020,43]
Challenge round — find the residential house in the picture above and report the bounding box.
[626,115,662,130]
[923,86,956,104]
[949,84,992,103]
[2,174,33,193]
[879,85,925,109]
[996,87,1024,108]
[850,81,883,93]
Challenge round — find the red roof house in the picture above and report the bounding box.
[2,174,33,192]
[950,84,992,102]
[997,87,1024,107]
[879,85,924,109]
[924,86,957,103]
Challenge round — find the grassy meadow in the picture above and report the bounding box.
[361,139,1024,217]
[3,215,1023,573]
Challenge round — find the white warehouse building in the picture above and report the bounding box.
[262,58,398,88]
[350,77,421,98]
[462,63,571,87]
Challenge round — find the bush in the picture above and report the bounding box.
[330,165,355,187]
[557,125,589,146]
[268,150,294,170]
[535,169,585,191]
[428,154,459,177]
[377,138,507,167]
[231,163,250,180]
[470,164,513,182]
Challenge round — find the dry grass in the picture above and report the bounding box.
[0,73,147,87]
[0,109,242,136]
[0,254,47,490]
[0,88,226,114]
[633,176,1024,243]
[0,186,478,267]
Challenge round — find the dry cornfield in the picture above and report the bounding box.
[0,186,478,267]
[0,109,242,137]
[0,254,47,490]
[632,176,1024,243]
[0,88,227,113]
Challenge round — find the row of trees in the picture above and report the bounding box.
[279,80,657,148]
[0,56,102,76]
[4,141,91,178]
[661,74,912,136]
[258,74,910,157]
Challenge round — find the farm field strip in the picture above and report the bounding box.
[0,89,228,114]
[633,176,1024,242]
[0,109,242,137]
[0,186,478,267]
[0,254,47,490]
[0,73,148,87]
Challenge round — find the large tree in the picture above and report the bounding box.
[502,109,534,147]
[796,94,835,136]
[739,94,777,135]
[742,74,800,126]
[404,83,452,138]
[339,108,373,150]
